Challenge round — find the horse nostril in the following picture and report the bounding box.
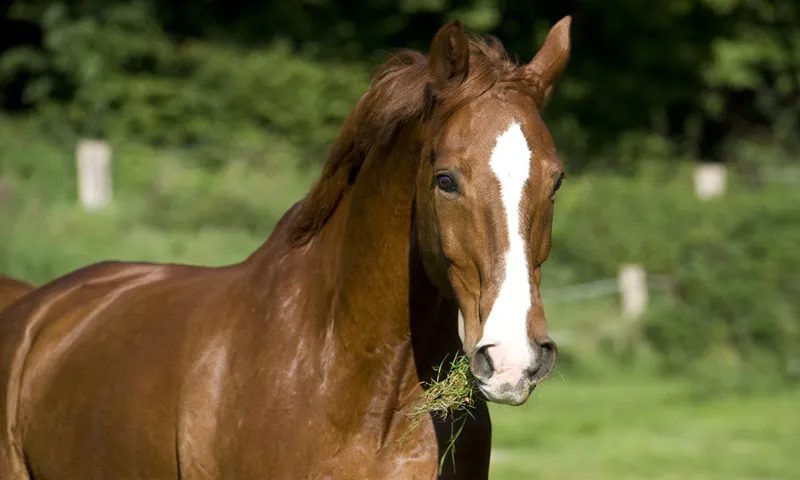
[472,345,495,380]
[529,338,558,383]
[539,338,558,355]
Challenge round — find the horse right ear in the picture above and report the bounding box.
[428,20,470,90]
[525,16,572,107]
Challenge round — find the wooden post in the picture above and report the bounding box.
[693,163,726,200]
[618,264,647,319]
[76,139,112,210]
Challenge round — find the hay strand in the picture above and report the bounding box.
[405,353,478,474]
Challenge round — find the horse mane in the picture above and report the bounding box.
[289,35,544,246]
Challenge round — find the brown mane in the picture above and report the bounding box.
[289,35,545,245]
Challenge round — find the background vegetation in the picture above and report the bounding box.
[1,1,798,478]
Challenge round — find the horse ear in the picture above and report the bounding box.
[526,16,572,106]
[428,20,470,89]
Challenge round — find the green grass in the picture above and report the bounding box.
[406,353,477,474]
[486,296,799,479]
[409,354,477,428]
[488,374,800,480]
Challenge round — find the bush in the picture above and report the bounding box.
[643,182,800,390]
[1,3,370,168]
[548,151,799,390]
[550,158,702,281]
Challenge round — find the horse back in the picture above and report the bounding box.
[0,275,33,313]
[0,260,245,479]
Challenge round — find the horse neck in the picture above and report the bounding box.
[299,125,461,386]
[245,123,462,422]
[327,130,449,358]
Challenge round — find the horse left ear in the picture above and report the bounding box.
[428,19,470,90]
[526,16,572,107]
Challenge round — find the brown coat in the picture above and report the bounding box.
[0,275,33,313]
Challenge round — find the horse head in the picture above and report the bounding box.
[413,17,571,406]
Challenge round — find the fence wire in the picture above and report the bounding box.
[542,273,674,304]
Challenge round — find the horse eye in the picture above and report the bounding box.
[436,174,458,193]
[554,175,564,193]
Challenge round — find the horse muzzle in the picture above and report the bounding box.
[470,338,557,406]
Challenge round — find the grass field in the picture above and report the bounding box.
[483,294,800,480]
[488,375,800,480]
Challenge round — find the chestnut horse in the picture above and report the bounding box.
[0,17,571,479]
[0,275,32,313]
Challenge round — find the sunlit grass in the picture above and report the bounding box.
[405,353,477,474]
[488,363,800,480]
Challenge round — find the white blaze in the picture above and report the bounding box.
[477,122,535,368]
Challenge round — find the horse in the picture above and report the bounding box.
[0,275,33,313]
[0,16,572,479]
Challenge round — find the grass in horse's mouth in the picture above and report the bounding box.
[406,353,477,473]
[409,353,477,424]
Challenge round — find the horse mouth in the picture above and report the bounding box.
[473,381,537,406]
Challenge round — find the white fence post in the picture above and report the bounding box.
[618,264,647,319]
[76,139,112,211]
[693,163,727,200]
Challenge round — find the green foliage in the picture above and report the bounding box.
[642,184,800,391]
[2,0,799,173]
[1,2,370,168]
[550,157,698,280]
[549,152,800,390]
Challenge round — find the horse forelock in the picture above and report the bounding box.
[288,35,545,246]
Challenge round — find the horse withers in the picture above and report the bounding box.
[0,275,33,313]
[0,16,572,479]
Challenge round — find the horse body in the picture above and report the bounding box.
[0,190,487,479]
[0,17,571,480]
[0,275,33,313]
